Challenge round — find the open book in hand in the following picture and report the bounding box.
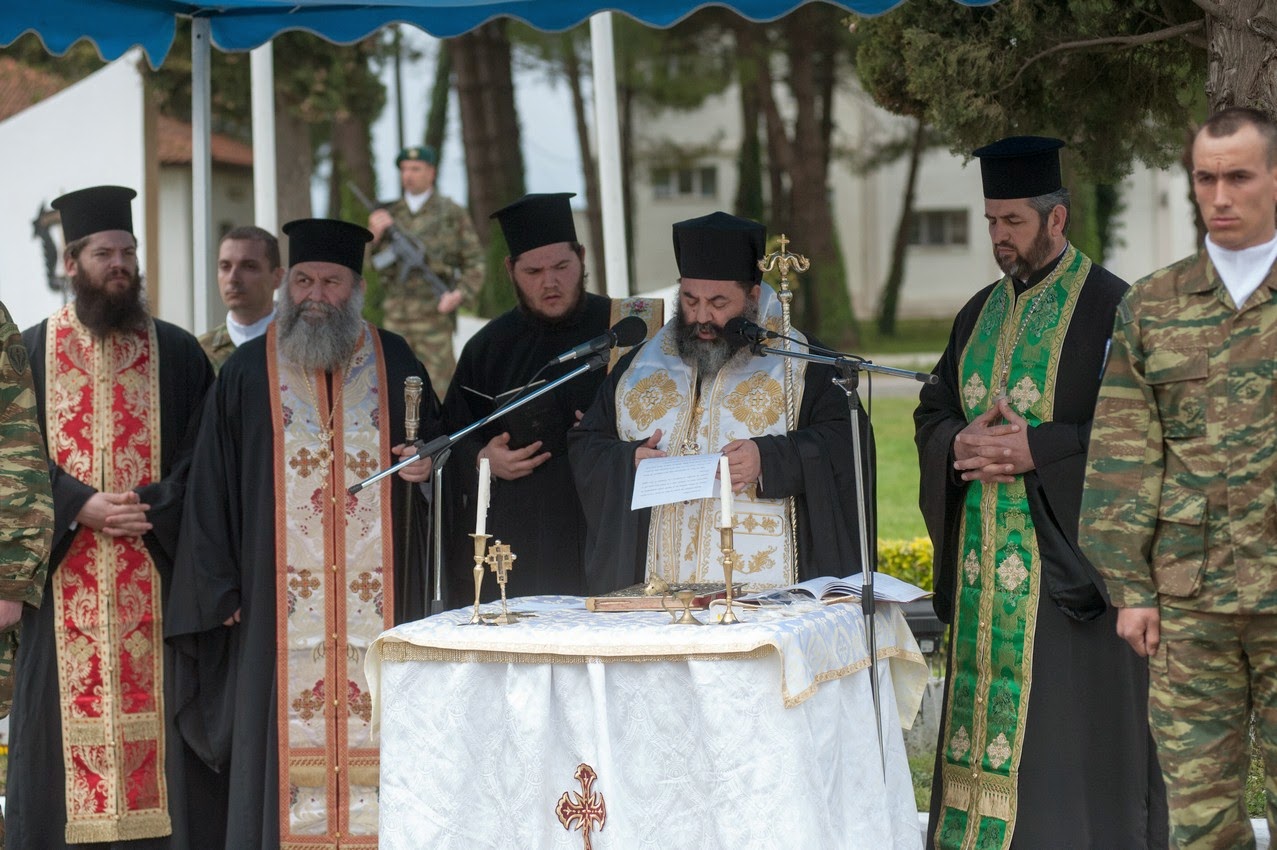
[738,572,933,605]
[462,380,567,457]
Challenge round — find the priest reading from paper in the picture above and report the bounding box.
[569,211,873,593]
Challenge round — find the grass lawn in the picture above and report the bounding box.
[865,395,928,542]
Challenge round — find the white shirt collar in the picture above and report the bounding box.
[1205,233,1277,310]
[404,188,433,214]
[226,307,275,348]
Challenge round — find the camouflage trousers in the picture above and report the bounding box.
[1150,608,1277,849]
[382,295,457,392]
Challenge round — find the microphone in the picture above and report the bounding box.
[723,316,778,344]
[552,315,649,364]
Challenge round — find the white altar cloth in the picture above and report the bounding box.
[368,597,927,849]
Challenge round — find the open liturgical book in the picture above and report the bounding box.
[738,572,932,605]
[461,379,568,458]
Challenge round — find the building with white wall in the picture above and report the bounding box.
[623,77,1200,320]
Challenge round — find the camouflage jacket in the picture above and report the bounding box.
[198,323,235,373]
[1081,250,1277,614]
[0,301,53,607]
[0,300,55,715]
[378,193,484,311]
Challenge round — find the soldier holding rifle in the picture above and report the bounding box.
[366,145,484,391]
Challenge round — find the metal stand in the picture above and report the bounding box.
[749,341,934,778]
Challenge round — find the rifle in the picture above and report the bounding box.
[347,181,456,299]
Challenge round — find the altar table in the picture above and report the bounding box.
[368,596,928,849]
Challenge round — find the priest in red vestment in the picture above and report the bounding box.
[8,185,216,848]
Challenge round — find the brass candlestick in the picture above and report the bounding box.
[468,532,490,625]
[718,526,741,625]
[486,541,519,625]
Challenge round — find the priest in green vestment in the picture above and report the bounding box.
[914,137,1167,849]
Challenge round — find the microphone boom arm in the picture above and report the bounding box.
[348,354,606,495]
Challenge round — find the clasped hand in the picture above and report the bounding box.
[953,397,1034,484]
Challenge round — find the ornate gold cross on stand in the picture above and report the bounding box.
[485,541,519,625]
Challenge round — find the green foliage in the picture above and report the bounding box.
[863,395,927,541]
[855,0,1206,183]
[476,223,516,318]
[879,537,934,591]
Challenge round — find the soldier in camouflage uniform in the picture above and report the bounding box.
[368,145,484,391]
[0,299,55,843]
[1082,107,1277,848]
[198,225,283,372]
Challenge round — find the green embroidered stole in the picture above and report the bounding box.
[934,245,1089,850]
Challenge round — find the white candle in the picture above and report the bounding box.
[719,455,732,529]
[476,457,491,536]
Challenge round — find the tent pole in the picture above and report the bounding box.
[589,12,630,298]
[192,17,212,335]
[251,41,278,235]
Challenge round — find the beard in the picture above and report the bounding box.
[994,221,1056,280]
[276,288,365,372]
[674,293,759,378]
[515,270,589,326]
[71,267,148,337]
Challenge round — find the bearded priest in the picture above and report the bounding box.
[166,218,440,849]
[569,211,870,594]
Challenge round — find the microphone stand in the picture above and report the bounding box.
[350,352,609,496]
[748,340,935,779]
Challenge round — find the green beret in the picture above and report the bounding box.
[396,146,438,167]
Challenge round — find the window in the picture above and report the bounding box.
[909,209,969,247]
[652,165,718,200]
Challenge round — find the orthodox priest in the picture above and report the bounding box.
[8,185,215,848]
[441,193,659,605]
[166,218,439,849]
[914,137,1166,849]
[569,211,869,594]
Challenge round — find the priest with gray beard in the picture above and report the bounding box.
[166,218,440,850]
[569,211,872,594]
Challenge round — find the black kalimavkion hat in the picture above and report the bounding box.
[52,185,136,243]
[490,193,578,258]
[672,211,765,283]
[972,136,1065,199]
[282,218,372,275]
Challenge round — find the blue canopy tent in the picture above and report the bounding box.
[1,0,992,327]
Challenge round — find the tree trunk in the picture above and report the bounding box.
[274,95,313,226]
[1205,1,1277,113]
[452,20,526,316]
[424,42,451,168]
[329,109,374,217]
[877,119,926,336]
[732,25,765,223]
[563,33,607,295]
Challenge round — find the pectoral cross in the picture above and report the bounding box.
[556,763,607,850]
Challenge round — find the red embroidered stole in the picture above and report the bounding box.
[45,305,171,843]
[268,322,395,849]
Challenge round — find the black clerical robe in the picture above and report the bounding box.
[568,343,872,595]
[165,328,437,850]
[8,317,213,850]
[441,294,615,606]
[915,260,1167,847]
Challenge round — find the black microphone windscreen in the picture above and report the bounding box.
[611,315,649,347]
[722,316,750,339]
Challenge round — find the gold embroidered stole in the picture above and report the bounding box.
[614,287,803,587]
[934,246,1090,850]
[269,323,394,849]
[45,305,171,843]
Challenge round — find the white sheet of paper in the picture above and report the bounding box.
[630,454,723,510]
